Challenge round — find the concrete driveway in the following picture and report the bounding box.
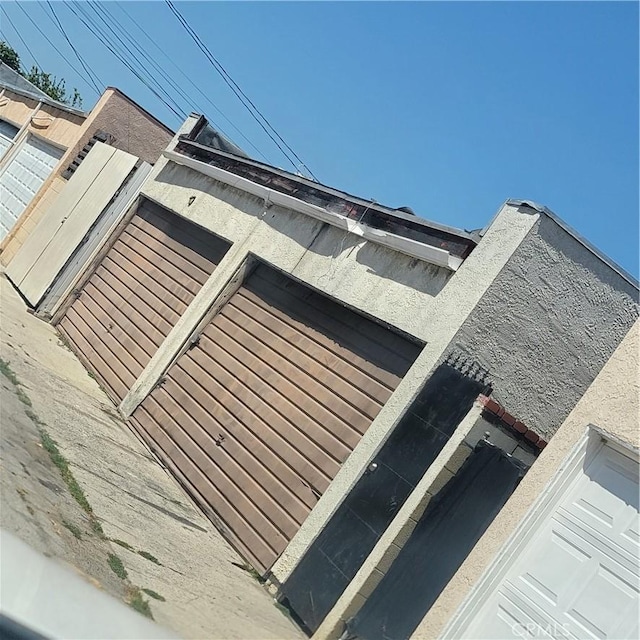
[0,274,303,640]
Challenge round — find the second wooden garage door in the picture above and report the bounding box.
[130,263,422,572]
[58,200,230,403]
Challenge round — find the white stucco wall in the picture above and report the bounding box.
[412,320,639,639]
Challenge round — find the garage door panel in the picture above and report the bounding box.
[83,279,164,357]
[240,284,404,391]
[94,264,177,337]
[221,303,385,421]
[75,294,153,370]
[161,368,320,515]
[111,237,200,306]
[248,266,418,377]
[181,345,344,479]
[231,291,395,402]
[67,301,142,388]
[174,355,334,494]
[204,319,370,445]
[90,270,173,344]
[129,263,421,572]
[0,135,64,240]
[125,220,215,284]
[130,405,277,570]
[152,385,305,539]
[138,393,291,553]
[461,445,639,640]
[61,309,132,400]
[108,242,192,312]
[197,331,358,459]
[133,205,228,272]
[59,200,229,403]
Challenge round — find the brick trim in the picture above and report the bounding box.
[477,395,548,450]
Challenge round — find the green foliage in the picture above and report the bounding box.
[62,520,83,540]
[107,553,128,580]
[23,66,83,108]
[111,539,134,551]
[127,588,153,619]
[0,358,19,385]
[0,41,20,72]
[0,41,83,108]
[137,550,161,565]
[141,588,165,602]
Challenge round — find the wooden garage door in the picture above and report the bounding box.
[130,264,422,572]
[58,200,230,403]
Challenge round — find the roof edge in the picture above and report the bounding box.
[105,87,174,135]
[506,199,639,290]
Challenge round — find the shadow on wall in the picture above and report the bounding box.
[155,162,454,298]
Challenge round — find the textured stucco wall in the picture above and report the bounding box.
[449,212,639,439]
[143,160,454,339]
[413,320,639,639]
[61,90,172,168]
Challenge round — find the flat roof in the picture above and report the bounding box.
[175,121,477,260]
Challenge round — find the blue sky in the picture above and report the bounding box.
[2,1,638,276]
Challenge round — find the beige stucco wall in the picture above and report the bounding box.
[0,88,172,265]
[410,319,639,639]
[0,90,39,128]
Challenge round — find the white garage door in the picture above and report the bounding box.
[0,135,64,240]
[0,119,19,159]
[462,443,639,640]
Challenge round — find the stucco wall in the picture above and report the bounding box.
[412,319,639,639]
[0,90,39,128]
[61,89,172,170]
[143,160,454,339]
[449,210,639,439]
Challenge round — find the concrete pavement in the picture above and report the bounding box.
[0,273,303,640]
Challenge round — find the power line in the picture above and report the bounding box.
[13,1,101,99]
[113,0,270,162]
[1,6,43,71]
[164,0,317,179]
[80,0,186,118]
[44,0,102,95]
[63,1,185,122]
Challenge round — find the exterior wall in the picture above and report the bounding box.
[0,90,39,130]
[0,88,172,265]
[449,211,639,439]
[119,161,540,590]
[141,159,454,340]
[27,103,85,149]
[413,319,639,639]
[48,116,636,635]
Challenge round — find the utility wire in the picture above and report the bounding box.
[113,0,270,162]
[164,0,317,178]
[64,1,185,121]
[1,7,43,71]
[81,0,186,118]
[14,2,101,99]
[45,0,102,95]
